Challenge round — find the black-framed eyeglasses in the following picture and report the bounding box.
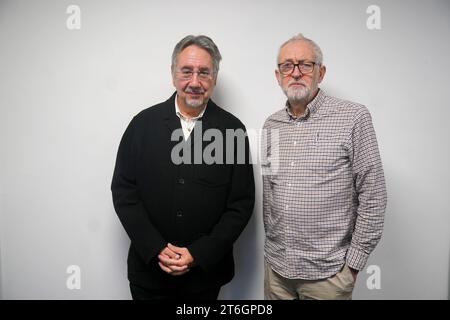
[278,61,317,76]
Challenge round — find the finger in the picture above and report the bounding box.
[158,262,173,274]
[167,243,184,254]
[158,254,185,267]
[167,264,188,272]
[158,262,187,274]
[158,256,189,271]
[161,247,180,259]
[174,256,192,266]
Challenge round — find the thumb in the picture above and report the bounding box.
[167,243,179,251]
[168,243,181,252]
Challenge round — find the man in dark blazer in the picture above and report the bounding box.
[111,35,255,300]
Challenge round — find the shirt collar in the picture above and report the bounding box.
[285,89,324,121]
[175,94,207,121]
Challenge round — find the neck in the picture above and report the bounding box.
[289,101,308,117]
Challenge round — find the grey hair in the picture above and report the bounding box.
[277,33,323,65]
[171,35,222,76]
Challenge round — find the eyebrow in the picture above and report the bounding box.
[280,59,314,64]
[179,65,211,70]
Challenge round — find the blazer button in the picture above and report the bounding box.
[178,178,185,184]
[176,211,183,218]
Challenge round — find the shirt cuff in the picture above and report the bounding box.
[346,246,369,271]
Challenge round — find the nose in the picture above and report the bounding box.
[189,72,200,85]
[291,65,303,78]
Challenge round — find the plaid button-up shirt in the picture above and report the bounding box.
[262,89,387,280]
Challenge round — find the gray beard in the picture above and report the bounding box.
[185,97,205,109]
[284,85,310,104]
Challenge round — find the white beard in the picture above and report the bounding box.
[185,97,205,108]
[284,85,310,104]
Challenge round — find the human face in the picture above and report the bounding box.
[172,45,216,110]
[276,40,326,104]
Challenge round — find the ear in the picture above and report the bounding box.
[171,69,176,87]
[275,69,282,86]
[318,65,326,83]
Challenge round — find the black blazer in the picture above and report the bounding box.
[111,93,255,291]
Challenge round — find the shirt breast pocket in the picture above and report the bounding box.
[304,132,344,172]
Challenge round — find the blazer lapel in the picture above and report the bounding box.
[163,92,182,135]
[191,99,219,145]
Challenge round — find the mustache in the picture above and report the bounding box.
[288,80,307,86]
[185,87,205,94]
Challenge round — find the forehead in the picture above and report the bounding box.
[177,45,213,68]
[278,40,316,62]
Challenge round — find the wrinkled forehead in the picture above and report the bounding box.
[176,45,213,69]
[278,40,316,63]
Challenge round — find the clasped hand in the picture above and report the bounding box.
[158,243,194,276]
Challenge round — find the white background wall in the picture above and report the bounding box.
[0,0,449,299]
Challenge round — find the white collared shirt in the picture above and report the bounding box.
[175,96,207,141]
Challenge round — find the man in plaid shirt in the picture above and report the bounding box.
[262,34,387,300]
